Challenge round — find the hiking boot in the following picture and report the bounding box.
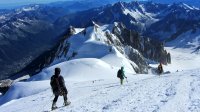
[51,102,57,110]
[64,100,71,106]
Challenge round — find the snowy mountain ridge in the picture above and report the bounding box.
[19,22,172,80]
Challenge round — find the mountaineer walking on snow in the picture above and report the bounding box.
[117,67,127,85]
[50,67,70,110]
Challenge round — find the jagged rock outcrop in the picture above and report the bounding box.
[112,22,171,64]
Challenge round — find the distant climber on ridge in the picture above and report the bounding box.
[157,62,163,75]
[117,66,127,85]
[50,67,70,110]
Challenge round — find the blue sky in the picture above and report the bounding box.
[0,0,133,9]
[0,0,73,4]
[0,0,75,9]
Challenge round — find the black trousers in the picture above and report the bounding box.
[53,94,68,103]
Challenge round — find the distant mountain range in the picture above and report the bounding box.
[151,0,200,8]
[1,1,200,80]
[55,1,200,47]
[0,4,65,80]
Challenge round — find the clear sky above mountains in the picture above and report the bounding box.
[0,0,77,9]
[0,0,135,9]
[0,0,76,9]
[0,0,72,4]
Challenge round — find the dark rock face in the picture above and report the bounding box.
[112,23,171,65]
[0,79,13,94]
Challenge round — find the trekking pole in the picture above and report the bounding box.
[126,77,128,83]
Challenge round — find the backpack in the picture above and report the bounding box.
[50,76,57,89]
[50,76,64,95]
[117,69,122,78]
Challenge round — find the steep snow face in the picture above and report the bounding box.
[122,3,160,28]
[51,24,143,73]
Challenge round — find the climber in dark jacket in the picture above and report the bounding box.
[157,62,164,75]
[50,67,70,110]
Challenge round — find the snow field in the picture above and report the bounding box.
[0,69,200,112]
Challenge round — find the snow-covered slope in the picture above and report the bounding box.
[0,68,200,111]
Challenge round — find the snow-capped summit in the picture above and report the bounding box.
[15,5,40,14]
